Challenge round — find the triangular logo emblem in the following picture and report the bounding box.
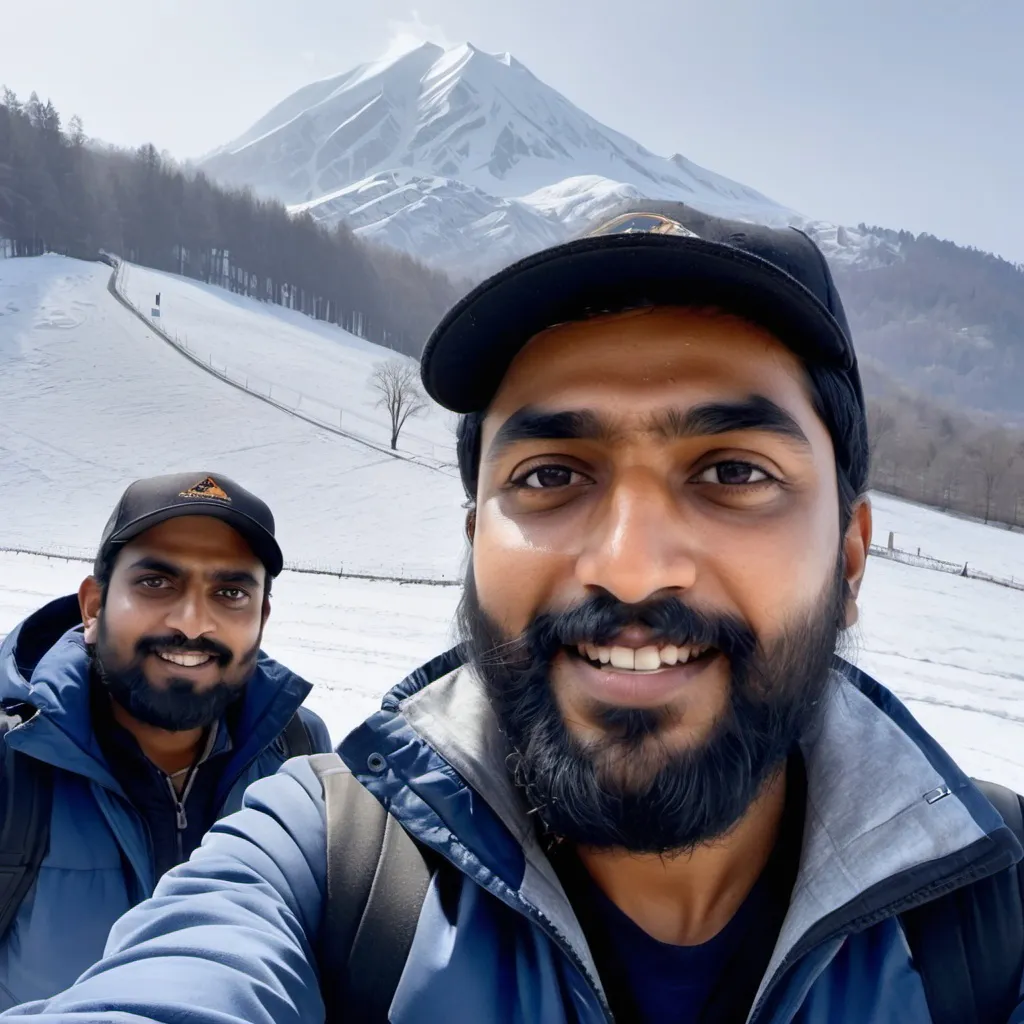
[179,476,230,502]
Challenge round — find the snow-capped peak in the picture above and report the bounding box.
[199,42,811,276]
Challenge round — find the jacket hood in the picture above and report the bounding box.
[0,595,315,799]
[340,651,1023,1020]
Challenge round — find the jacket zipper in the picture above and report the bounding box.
[165,767,200,864]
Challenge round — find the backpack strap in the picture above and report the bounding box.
[0,708,52,942]
[309,753,432,1024]
[901,779,1024,1024]
[281,712,313,758]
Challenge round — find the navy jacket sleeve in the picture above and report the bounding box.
[0,758,329,1024]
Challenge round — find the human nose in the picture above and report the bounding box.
[574,469,698,605]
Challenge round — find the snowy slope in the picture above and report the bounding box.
[118,263,458,461]
[200,42,803,275]
[870,492,1024,580]
[0,255,465,577]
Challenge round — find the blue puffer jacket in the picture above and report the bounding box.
[0,594,332,1011]
[1,649,1022,1023]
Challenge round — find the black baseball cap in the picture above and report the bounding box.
[420,200,863,414]
[95,472,284,579]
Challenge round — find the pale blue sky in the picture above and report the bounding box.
[3,0,1021,261]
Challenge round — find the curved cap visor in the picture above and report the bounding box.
[421,232,856,414]
[107,503,284,578]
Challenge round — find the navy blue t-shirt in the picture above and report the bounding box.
[576,866,777,1023]
[553,758,805,1023]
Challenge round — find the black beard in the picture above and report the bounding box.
[458,568,846,855]
[89,618,259,731]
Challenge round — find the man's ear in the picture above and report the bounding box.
[79,576,103,644]
[261,594,272,626]
[842,498,872,628]
[465,508,476,545]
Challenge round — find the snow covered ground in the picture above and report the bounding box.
[118,262,458,462]
[0,255,465,577]
[871,492,1024,580]
[3,252,1024,793]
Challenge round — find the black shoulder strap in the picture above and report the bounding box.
[309,753,432,1024]
[281,712,313,758]
[0,710,52,942]
[901,779,1024,1024]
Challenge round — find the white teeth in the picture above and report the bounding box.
[158,651,212,668]
[609,646,635,670]
[576,641,712,671]
[634,646,661,671]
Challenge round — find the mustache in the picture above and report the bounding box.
[499,593,758,665]
[135,633,235,666]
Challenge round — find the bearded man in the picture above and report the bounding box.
[0,472,330,1008]
[5,206,1023,1024]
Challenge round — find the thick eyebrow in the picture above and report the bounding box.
[126,556,182,577]
[486,406,608,461]
[649,396,810,447]
[211,569,261,589]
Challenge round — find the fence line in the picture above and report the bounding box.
[868,541,1024,592]
[108,261,457,476]
[0,546,460,588]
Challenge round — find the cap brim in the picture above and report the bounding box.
[421,232,855,413]
[108,503,284,578]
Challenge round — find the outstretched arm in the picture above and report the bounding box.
[1,758,329,1024]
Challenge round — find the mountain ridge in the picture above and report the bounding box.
[199,41,804,276]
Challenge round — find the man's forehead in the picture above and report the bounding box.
[490,306,806,407]
[120,518,261,569]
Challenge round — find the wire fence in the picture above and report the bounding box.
[869,538,1024,592]
[110,261,457,475]
[0,545,461,588]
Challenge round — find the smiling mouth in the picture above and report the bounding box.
[572,642,715,673]
[154,650,215,669]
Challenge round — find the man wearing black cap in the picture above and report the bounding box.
[0,472,331,1009]
[7,207,1023,1024]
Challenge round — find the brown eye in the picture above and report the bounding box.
[515,465,588,489]
[695,461,772,486]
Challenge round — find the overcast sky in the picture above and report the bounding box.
[3,0,1021,261]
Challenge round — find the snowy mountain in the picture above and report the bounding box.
[200,42,808,276]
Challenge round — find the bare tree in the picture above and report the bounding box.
[370,359,426,450]
[867,401,897,461]
[967,429,1017,523]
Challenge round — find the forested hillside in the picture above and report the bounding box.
[834,228,1024,416]
[0,90,457,355]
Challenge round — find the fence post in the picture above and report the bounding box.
[887,531,894,552]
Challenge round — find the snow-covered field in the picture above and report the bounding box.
[118,262,458,462]
[2,253,1024,791]
[0,255,465,577]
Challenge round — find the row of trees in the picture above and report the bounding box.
[0,89,458,355]
[867,380,1024,527]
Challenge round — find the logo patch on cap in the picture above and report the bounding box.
[589,212,700,239]
[179,477,231,502]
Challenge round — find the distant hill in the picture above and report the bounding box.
[831,228,1024,419]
